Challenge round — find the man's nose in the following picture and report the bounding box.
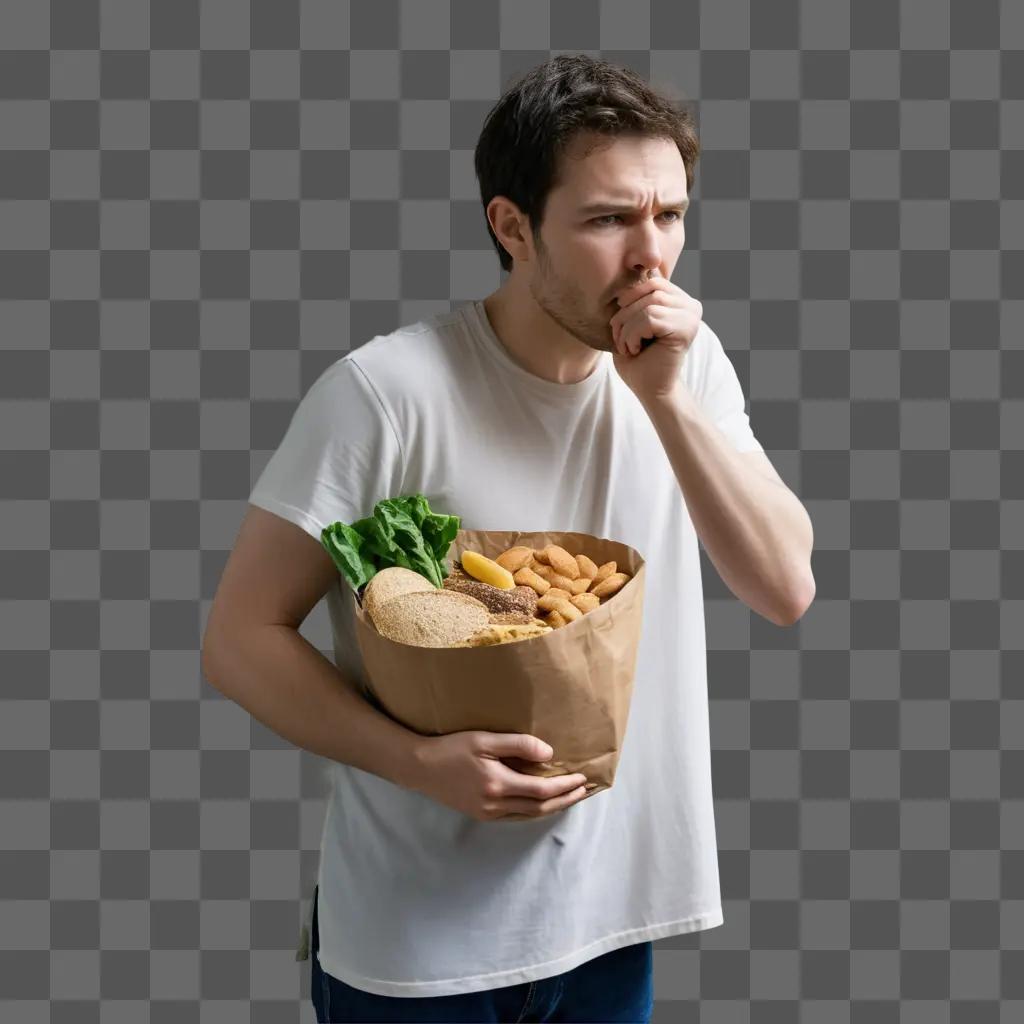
[630,267,658,285]
[627,222,663,271]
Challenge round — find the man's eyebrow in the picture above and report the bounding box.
[578,197,690,215]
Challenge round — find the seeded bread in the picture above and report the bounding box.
[487,611,542,625]
[442,576,538,617]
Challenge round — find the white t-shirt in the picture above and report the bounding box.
[249,298,764,998]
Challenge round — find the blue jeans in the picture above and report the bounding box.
[310,886,654,1023]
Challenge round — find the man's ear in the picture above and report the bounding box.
[487,197,533,263]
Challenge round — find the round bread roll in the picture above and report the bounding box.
[373,589,490,647]
[362,566,436,628]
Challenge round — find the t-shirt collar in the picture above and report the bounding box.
[463,299,611,400]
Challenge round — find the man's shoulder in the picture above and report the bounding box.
[348,307,468,372]
[339,305,472,389]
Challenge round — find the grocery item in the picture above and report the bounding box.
[321,494,459,593]
[543,544,580,580]
[494,546,534,573]
[486,545,635,631]
[591,572,631,600]
[449,621,553,648]
[461,550,516,590]
[542,596,582,623]
[570,593,600,614]
[350,527,647,794]
[487,611,546,626]
[371,589,489,648]
[322,497,637,649]
[512,566,550,595]
[545,571,577,592]
[362,566,436,629]
[441,574,538,618]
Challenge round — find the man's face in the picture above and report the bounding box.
[525,133,689,353]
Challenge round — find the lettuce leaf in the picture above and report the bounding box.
[320,495,460,595]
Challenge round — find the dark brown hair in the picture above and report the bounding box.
[474,54,701,273]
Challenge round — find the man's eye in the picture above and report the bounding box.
[592,211,683,226]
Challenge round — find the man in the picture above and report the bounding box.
[202,54,815,1023]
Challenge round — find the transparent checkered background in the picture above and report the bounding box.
[1,0,1022,1021]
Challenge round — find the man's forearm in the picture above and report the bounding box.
[202,624,424,790]
[643,384,815,626]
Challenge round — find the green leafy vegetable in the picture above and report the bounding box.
[320,494,460,595]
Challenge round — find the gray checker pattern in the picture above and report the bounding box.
[1,0,1022,1021]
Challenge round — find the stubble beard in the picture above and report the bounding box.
[529,246,615,354]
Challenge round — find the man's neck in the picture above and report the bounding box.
[482,283,604,387]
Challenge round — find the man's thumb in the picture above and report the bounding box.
[484,733,553,761]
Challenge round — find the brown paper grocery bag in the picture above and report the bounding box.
[352,529,646,800]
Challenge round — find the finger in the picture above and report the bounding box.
[616,278,662,307]
[613,318,633,357]
[478,733,553,762]
[618,323,634,356]
[612,320,626,355]
[617,276,682,309]
[618,322,635,357]
[494,784,589,820]
[629,326,645,356]
[610,290,684,331]
[623,321,645,356]
[613,288,658,319]
[498,768,588,800]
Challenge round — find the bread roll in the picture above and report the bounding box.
[373,590,489,647]
[363,567,436,628]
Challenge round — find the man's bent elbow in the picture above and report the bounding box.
[778,573,816,627]
[200,623,231,693]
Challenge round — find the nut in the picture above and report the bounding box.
[513,566,551,596]
[544,545,580,580]
[495,546,534,573]
[591,572,630,600]
[547,596,582,623]
[571,593,600,613]
[537,590,572,613]
[547,572,575,591]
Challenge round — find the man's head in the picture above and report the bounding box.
[474,54,700,353]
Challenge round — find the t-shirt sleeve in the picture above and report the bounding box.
[686,321,764,454]
[248,356,406,542]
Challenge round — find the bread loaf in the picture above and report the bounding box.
[363,567,436,629]
[372,589,489,647]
